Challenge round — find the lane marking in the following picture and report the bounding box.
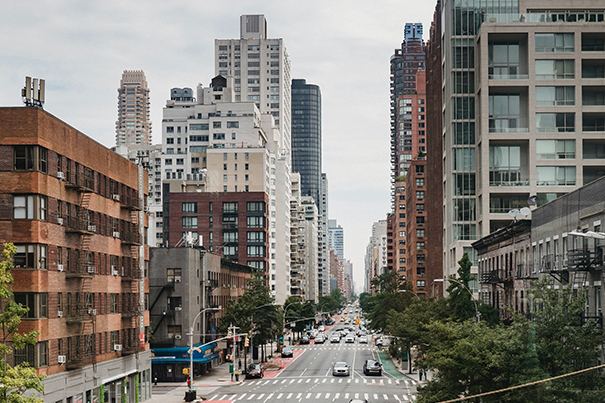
[296,393,302,399]
[257,393,264,400]
[276,393,283,399]
[306,393,312,399]
[286,393,292,399]
[384,393,389,400]
[247,394,255,400]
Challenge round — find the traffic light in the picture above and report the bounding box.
[227,329,232,338]
[245,336,249,347]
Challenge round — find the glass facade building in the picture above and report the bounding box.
[291,79,322,207]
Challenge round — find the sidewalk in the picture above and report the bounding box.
[389,354,433,386]
[149,362,240,403]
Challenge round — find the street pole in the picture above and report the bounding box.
[188,307,220,388]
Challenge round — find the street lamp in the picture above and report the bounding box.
[282,303,296,347]
[188,307,220,388]
[434,278,481,323]
[570,229,605,239]
[398,289,420,299]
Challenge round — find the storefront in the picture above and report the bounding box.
[151,343,219,382]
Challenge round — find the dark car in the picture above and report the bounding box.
[281,346,293,358]
[363,359,382,376]
[246,363,264,379]
[300,335,310,344]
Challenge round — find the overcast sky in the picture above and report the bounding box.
[1,1,436,293]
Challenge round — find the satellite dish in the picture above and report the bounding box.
[508,209,520,218]
[520,207,531,216]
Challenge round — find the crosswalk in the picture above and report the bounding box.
[242,377,416,386]
[209,391,415,401]
[295,345,375,351]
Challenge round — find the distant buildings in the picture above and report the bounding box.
[115,70,152,146]
[1,106,151,402]
[365,220,387,293]
[328,219,344,261]
[319,173,330,295]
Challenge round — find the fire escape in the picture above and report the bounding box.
[64,167,96,369]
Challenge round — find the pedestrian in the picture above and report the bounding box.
[238,359,242,369]
[154,376,158,386]
[187,376,191,389]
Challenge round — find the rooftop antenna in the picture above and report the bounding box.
[22,76,45,108]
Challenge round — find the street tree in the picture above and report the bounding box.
[0,243,46,403]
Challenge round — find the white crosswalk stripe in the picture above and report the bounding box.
[355,378,359,383]
[210,395,219,400]
[316,393,321,399]
[330,379,335,383]
[246,394,255,400]
[345,393,350,399]
[239,394,247,400]
[276,393,283,399]
[314,378,319,383]
[322,378,327,383]
[339,379,343,383]
[326,393,331,399]
[286,393,292,399]
[289,379,294,384]
[306,393,312,399]
[266,393,274,400]
[394,395,401,402]
[365,394,369,400]
[403,395,410,401]
[355,393,359,399]
[257,393,264,400]
[272,380,278,384]
[298,379,302,383]
[335,393,340,400]
[306,379,311,383]
[296,393,302,399]
[219,395,228,400]
[384,394,389,400]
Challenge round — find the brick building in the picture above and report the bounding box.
[0,107,151,402]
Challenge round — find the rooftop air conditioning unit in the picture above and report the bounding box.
[57,264,64,272]
[114,344,122,352]
[58,310,63,318]
[175,335,182,340]
[58,355,66,364]
[112,194,121,202]
[113,232,120,239]
[87,266,96,274]
[57,172,65,181]
[57,217,64,226]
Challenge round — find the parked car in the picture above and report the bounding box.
[246,363,264,379]
[363,359,382,376]
[300,335,310,344]
[281,346,293,358]
[333,362,350,376]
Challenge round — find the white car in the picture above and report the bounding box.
[345,335,355,343]
[333,362,350,376]
[359,335,368,344]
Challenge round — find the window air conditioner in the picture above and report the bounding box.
[175,307,182,311]
[87,266,96,274]
[58,264,64,272]
[57,217,64,226]
[113,232,120,238]
[114,344,122,351]
[58,310,63,318]
[57,172,65,180]
[88,225,96,232]
[175,335,182,340]
[112,194,121,202]
[58,355,66,364]
[112,266,119,276]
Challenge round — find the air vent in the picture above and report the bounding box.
[58,355,66,364]
[114,344,122,351]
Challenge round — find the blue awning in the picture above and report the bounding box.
[151,343,219,364]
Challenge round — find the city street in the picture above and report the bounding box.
[203,312,419,403]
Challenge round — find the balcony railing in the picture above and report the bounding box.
[489,74,529,80]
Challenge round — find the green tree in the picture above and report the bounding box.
[218,271,278,345]
[283,297,316,335]
[0,243,46,403]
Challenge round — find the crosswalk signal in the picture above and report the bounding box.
[227,329,232,338]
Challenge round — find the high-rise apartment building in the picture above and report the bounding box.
[291,79,322,206]
[365,220,388,293]
[328,219,344,261]
[319,173,330,295]
[390,24,426,181]
[428,0,605,283]
[1,106,151,402]
[215,14,292,163]
[115,70,152,146]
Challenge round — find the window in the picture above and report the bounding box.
[416,229,425,238]
[489,94,520,132]
[489,145,522,185]
[247,216,265,228]
[416,178,424,187]
[535,33,574,52]
[417,280,426,288]
[227,121,239,128]
[537,166,576,186]
[13,146,47,173]
[536,60,575,79]
[182,202,197,214]
[416,204,425,212]
[453,96,475,120]
[536,140,575,159]
[167,268,182,282]
[176,159,184,165]
[416,216,425,225]
[223,202,238,213]
[167,325,182,339]
[454,173,476,195]
[213,122,221,129]
[247,201,265,212]
[416,191,425,200]
[488,41,519,78]
[167,297,182,310]
[165,159,172,165]
[247,231,266,242]
[110,294,118,313]
[213,133,225,140]
[14,293,47,318]
[13,244,47,269]
[536,86,575,106]
[416,242,425,250]
[166,127,174,133]
[536,113,575,132]
[13,195,47,220]
[182,217,197,229]
[247,245,266,257]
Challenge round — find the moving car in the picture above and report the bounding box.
[359,335,368,344]
[246,363,264,379]
[345,335,355,343]
[315,334,325,344]
[281,346,293,358]
[300,335,310,344]
[333,362,350,376]
[363,359,382,376]
[375,338,383,347]
[330,335,341,343]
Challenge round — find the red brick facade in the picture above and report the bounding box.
[0,107,149,376]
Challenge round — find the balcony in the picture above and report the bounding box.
[64,216,96,235]
[65,262,95,278]
[65,175,94,192]
[567,249,603,271]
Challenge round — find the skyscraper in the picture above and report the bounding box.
[215,15,292,162]
[115,70,152,146]
[319,173,330,295]
[427,0,605,283]
[328,219,344,261]
[390,23,426,181]
[291,78,322,207]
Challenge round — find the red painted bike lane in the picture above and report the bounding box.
[262,349,305,378]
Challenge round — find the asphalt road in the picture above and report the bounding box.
[207,312,418,402]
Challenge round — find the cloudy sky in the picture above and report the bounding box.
[1,1,436,292]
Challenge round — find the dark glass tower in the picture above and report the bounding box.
[291,79,322,207]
